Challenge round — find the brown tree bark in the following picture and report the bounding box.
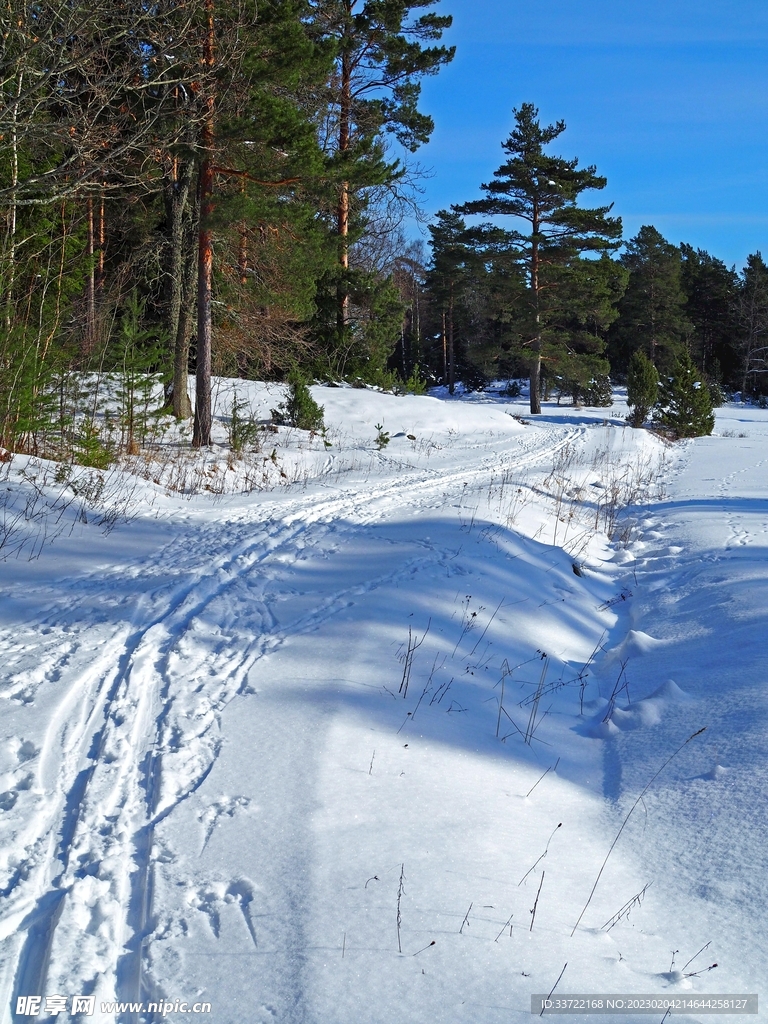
[529,201,542,415]
[97,190,105,291]
[193,0,216,448]
[336,28,352,335]
[165,158,195,419]
[441,311,447,382]
[83,195,96,356]
[4,67,22,334]
[176,235,198,398]
[448,281,455,394]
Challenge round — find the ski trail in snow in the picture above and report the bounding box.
[2,423,583,1017]
[8,523,326,1012]
[5,392,766,1023]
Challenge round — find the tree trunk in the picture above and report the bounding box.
[84,196,96,356]
[193,0,215,448]
[412,269,420,365]
[165,158,195,418]
[173,254,196,420]
[529,215,542,414]
[5,69,22,333]
[97,189,105,292]
[336,32,352,335]
[448,281,455,394]
[238,226,248,285]
[193,157,214,446]
[530,351,542,415]
[441,311,447,382]
[237,180,248,286]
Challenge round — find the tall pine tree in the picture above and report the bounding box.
[425,210,478,392]
[310,0,454,344]
[190,0,334,444]
[735,252,768,398]
[456,103,622,414]
[626,349,659,427]
[680,244,739,385]
[609,225,690,374]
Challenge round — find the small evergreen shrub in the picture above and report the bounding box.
[374,423,390,449]
[272,371,325,431]
[349,365,427,395]
[458,363,490,393]
[73,420,113,469]
[581,374,613,407]
[655,350,715,438]
[111,291,167,454]
[402,364,427,395]
[706,378,726,408]
[626,350,659,427]
[228,397,262,453]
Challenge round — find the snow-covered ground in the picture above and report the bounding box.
[0,383,766,1024]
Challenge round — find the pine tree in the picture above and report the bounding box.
[626,349,659,427]
[680,244,739,384]
[656,349,715,438]
[610,226,691,374]
[545,253,627,405]
[310,0,454,335]
[425,211,479,392]
[191,0,334,445]
[271,369,325,430]
[111,290,167,454]
[735,252,768,398]
[456,103,622,414]
[209,0,337,381]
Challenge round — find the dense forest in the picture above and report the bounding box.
[1,0,766,459]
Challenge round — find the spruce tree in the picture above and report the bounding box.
[656,349,715,438]
[456,103,622,414]
[626,349,659,427]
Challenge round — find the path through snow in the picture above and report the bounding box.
[0,386,765,1023]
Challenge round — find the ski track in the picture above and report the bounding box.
[1,423,584,1018]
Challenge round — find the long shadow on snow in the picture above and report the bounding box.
[249,504,767,794]
[245,513,627,790]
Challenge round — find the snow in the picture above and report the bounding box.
[0,383,766,1023]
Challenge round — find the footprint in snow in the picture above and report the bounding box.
[189,877,259,947]
[16,740,38,762]
[0,790,18,811]
[198,795,252,854]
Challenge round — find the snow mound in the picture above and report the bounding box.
[601,628,666,667]
[578,679,691,737]
[609,548,635,564]
[643,678,693,702]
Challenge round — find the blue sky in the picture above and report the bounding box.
[410,0,768,269]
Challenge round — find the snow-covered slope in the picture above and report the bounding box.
[0,385,765,1023]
